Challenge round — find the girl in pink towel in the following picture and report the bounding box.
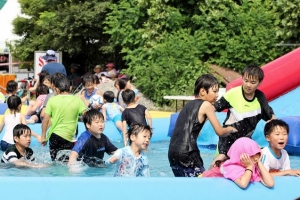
[202,137,274,189]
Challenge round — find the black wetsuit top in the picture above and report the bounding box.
[168,99,206,168]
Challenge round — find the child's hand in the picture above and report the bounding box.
[240,153,253,168]
[229,126,238,134]
[36,135,42,143]
[288,169,300,176]
[33,163,48,168]
[40,137,47,146]
[93,103,102,110]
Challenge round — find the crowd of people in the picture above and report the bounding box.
[0,50,299,184]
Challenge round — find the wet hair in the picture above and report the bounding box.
[39,71,50,85]
[93,75,100,84]
[121,89,135,104]
[114,79,119,89]
[7,95,21,114]
[51,73,65,84]
[264,119,289,136]
[36,84,49,98]
[114,80,120,102]
[43,75,51,84]
[13,124,31,143]
[6,80,18,93]
[242,64,264,82]
[53,76,70,93]
[194,74,219,96]
[118,78,130,90]
[82,75,95,86]
[127,123,152,145]
[83,109,104,130]
[103,91,115,103]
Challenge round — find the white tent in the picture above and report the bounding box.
[0,0,23,50]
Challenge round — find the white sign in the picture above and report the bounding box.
[34,51,62,78]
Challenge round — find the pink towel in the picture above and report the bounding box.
[222,137,261,182]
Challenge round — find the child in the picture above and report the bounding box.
[102,91,124,131]
[42,75,52,93]
[40,73,65,121]
[68,109,117,169]
[202,137,274,189]
[5,80,28,104]
[117,78,138,108]
[78,75,103,109]
[106,123,152,177]
[100,73,111,84]
[25,84,49,123]
[0,95,41,151]
[121,89,152,146]
[168,74,237,177]
[41,76,87,161]
[1,124,47,168]
[212,64,276,166]
[28,70,50,93]
[262,119,300,176]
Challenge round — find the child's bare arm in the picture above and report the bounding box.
[145,109,152,128]
[258,161,274,188]
[233,153,253,189]
[79,91,90,107]
[108,156,119,164]
[102,106,107,121]
[122,121,128,146]
[68,151,79,167]
[0,116,5,133]
[41,113,50,146]
[201,101,237,136]
[25,99,42,115]
[270,169,300,177]
[13,158,47,168]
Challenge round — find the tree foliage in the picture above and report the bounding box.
[105,0,280,104]
[12,0,114,70]
[10,0,300,106]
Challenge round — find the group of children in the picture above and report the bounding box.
[168,64,300,189]
[0,71,153,177]
[0,64,300,183]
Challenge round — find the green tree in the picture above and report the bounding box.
[12,0,114,70]
[192,0,279,71]
[105,0,280,105]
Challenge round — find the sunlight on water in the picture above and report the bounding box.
[1,140,300,177]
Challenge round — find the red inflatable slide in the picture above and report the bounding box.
[227,47,300,101]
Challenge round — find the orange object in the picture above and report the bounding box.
[0,74,17,94]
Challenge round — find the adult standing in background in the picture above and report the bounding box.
[41,50,66,76]
[106,62,118,78]
[94,65,105,79]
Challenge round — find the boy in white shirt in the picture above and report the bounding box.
[262,119,300,176]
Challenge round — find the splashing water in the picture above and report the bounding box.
[0,140,300,177]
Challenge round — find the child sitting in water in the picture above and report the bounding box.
[5,80,28,104]
[0,95,41,151]
[106,123,152,177]
[25,84,49,124]
[262,119,300,176]
[202,137,274,189]
[1,124,47,168]
[68,109,117,170]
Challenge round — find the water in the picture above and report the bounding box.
[0,140,300,177]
